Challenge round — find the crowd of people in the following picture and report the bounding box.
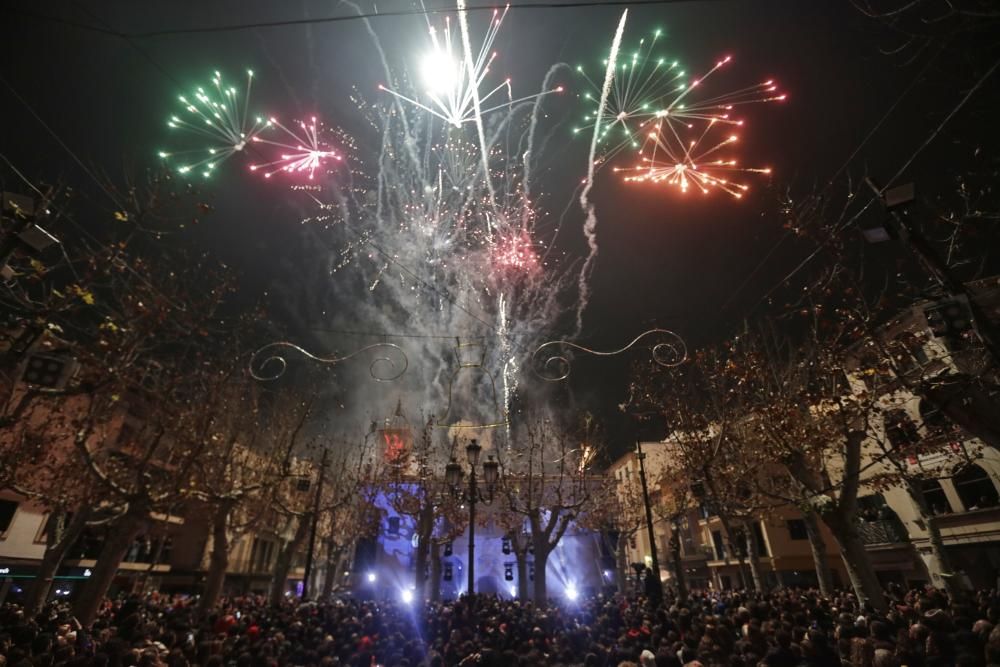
[2,586,999,667]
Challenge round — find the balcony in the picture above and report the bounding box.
[858,519,909,546]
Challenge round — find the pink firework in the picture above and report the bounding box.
[250,116,341,180]
[492,232,541,276]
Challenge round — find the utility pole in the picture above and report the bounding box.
[301,447,328,601]
[635,440,663,604]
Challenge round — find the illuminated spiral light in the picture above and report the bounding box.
[249,341,408,382]
[532,328,687,382]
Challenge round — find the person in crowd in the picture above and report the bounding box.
[2,586,997,667]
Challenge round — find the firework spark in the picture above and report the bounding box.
[574,27,685,161]
[159,70,271,178]
[492,230,541,276]
[378,4,562,129]
[250,116,342,180]
[575,36,785,169]
[615,119,771,197]
[646,58,785,152]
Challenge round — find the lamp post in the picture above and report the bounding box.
[445,439,499,597]
[301,447,328,601]
[635,440,663,605]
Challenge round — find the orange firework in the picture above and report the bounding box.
[614,118,772,198]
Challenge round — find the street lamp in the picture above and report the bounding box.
[446,438,499,596]
[635,441,664,605]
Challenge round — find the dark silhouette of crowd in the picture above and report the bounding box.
[2,586,1000,667]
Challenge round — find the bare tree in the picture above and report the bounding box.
[499,415,604,604]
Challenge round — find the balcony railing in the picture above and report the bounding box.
[858,519,909,546]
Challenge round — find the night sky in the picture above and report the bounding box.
[3,1,994,454]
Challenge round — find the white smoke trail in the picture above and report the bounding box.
[458,0,499,226]
[522,64,565,227]
[498,291,514,448]
[574,9,627,337]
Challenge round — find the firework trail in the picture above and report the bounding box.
[575,9,628,336]
[248,0,581,451]
[459,0,498,217]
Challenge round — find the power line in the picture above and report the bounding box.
[69,2,184,88]
[9,0,732,39]
[718,39,948,318]
[0,73,125,210]
[744,56,1000,317]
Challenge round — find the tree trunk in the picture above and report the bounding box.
[668,523,688,604]
[25,508,91,617]
[198,502,232,614]
[269,513,311,606]
[73,504,146,627]
[413,505,432,604]
[742,521,765,592]
[802,510,834,596]
[616,535,630,594]
[825,512,887,613]
[515,549,529,600]
[429,541,442,603]
[532,548,549,605]
[321,540,345,600]
[903,480,967,598]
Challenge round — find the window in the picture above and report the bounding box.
[711,530,726,560]
[889,333,929,375]
[249,538,261,570]
[920,479,951,515]
[918,398,951,435]
[953,465,999,511]
[752,522,769,557]
[786,519,809,541]
[858,495,897,521]
[0,500,18,537]
[250,538,275,572]
[885,410,920,449]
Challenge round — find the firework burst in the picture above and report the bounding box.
[159,69,271,178]
[378,4,562,129]
[574,28,686,161]
[646,58,785,143]
[575,30,785,176]
[491,229,542,277]
[250,116,342,180]
[614,119,771,198]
